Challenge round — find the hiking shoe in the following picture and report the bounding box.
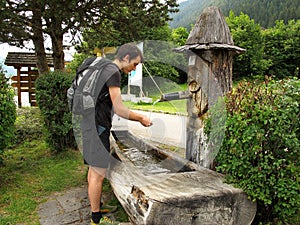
[90,219,100,225]
[99,216,119,225]
[100,204,118,214]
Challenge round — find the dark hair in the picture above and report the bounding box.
[115,43,144,63]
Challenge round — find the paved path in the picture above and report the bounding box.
[38,184,131,225]
[38,112,187,225]
[38,185,90,225]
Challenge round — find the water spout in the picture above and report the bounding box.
[159,91,191,102]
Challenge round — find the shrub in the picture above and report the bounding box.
[209,77,300,224]
[0,73,16,163]
[13,107,44,145]
[35,71,77,152]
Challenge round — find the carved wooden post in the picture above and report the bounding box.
[176,6,245,168]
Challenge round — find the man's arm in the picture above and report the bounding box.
[109,86,152,127]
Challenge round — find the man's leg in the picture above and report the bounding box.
[88,166,106,222]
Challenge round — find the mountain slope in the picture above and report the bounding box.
[170,0,300,29]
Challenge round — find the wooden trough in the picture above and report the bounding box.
[108,130,256,225]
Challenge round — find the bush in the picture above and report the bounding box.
[0,73,16,163]
[210,77,300,224]
[35,70,77,152]
[13,107,44,145]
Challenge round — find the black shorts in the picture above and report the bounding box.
[83,125,111,168]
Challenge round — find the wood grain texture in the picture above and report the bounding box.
[108,131,256,225]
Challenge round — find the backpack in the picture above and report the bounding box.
[67,57,117,115]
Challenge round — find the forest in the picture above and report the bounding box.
[170,0,300,29]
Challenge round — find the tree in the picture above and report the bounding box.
[74,23,190,85]
[226,11,271,79]
[76,23,174,56]
[171,26,189,46]
[0,1,49,74]
[170,0,300,30]
[263,20,300,78]
[0,0,178,73]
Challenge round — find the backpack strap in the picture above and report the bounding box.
[75,56,97,81]
[77,58,116,93]
[69,57,119,114]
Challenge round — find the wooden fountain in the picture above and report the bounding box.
[108,6,256,225]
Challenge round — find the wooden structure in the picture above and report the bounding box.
[175,6,245,168]
[108,130,256,225]
[4,52,54,107]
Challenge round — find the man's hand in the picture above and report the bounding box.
[139,115,152,127]
[109,86,152,127]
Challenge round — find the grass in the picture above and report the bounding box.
[0,140,86,225]
[0,139,129,225]
[0,107,129,225]
[124,99,187,114]
[124,83,188,115]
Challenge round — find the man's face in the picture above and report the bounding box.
[122,55,141,74]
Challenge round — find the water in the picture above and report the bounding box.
[115,133,193,175]
[123,147,171,174]
[115,133,178,175]
[153,98,161,106]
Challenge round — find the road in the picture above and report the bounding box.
[112,110,187,149]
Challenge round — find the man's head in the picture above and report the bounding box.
[114,43,144,74]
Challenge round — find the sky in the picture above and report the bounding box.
[0,43,27,77]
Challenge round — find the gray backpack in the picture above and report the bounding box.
[67,57,116,115]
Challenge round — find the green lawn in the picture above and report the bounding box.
[124,99,187,115]
[0,137,131,225]
[123,83,188,115]
[0,140,86,225]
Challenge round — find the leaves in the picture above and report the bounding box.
[212,77,300,224]
[263,20,300,78]
[0,71,17,163]
[0,0,178,71]
[35,70,76,152]
[226,11,271,79]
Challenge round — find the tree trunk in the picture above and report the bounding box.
[32,7,49,74]
[51,33,65,71]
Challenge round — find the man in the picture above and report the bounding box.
[83,43,152,225]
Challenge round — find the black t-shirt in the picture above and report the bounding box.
[95,63,121,130]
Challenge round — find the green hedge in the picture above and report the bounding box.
[0,73,16,163]
[35,70,77,152]
[208,77,300,224]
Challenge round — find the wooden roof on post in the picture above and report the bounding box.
[4,52,54,68]
[4,52,55,107]
[174,6,246,54]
